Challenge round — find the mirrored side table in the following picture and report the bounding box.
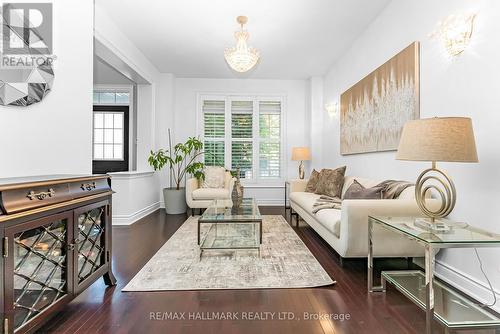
[368,216,500,334]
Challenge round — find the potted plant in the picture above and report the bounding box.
[148,134,204,214]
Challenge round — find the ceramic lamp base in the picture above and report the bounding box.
[298,161,305,179]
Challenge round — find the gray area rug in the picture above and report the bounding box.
[122,215,335,291]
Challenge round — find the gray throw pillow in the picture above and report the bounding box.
[305,169,320,193]
[315,166,347,198]
[344,179,383,199]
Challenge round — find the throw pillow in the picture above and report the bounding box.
[202,166,226,188]
[315,166,347,198]
[343,179,383,199]
[305,169,320,193]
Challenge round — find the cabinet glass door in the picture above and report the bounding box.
[75,203,107,288]
[7,212,72,331]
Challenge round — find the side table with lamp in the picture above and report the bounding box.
[288,147,311,222]
[368,117,500,334]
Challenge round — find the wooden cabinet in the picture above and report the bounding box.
[0,175,116,334]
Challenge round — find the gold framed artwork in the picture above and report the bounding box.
[340,41,420,155]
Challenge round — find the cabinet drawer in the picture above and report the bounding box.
[0,183,71,214]
[70,178,110,199]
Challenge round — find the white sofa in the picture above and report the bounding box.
[290,176,432,259]
[186,172,234,213]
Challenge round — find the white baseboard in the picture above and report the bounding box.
[161,199,284,208]
[433,259,500,313]
[113,201,160,226]
[255,198,283,206]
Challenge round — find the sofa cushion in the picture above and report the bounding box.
[290,191,320,212]
[202,166,226,188]
[315,208,341,238]
[344,179,383,199]
[315,166,346,198]
[290,192,341,237]
[305,169,320,193]
[192,188,230,200]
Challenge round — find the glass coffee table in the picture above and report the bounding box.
[198,198,262,258]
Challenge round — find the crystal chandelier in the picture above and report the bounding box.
[224,16,260,73]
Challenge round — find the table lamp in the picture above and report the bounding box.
[291,147,311,179]
[396,117,478,231]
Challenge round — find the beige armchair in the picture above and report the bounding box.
[186,172,234,215]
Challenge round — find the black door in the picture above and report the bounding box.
[92,105,129,174]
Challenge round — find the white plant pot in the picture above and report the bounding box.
[163,187,187,214]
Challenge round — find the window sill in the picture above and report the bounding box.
[240,181,285,188]
[108,171,154,179]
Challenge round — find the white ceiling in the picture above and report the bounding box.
[96,0,390,79]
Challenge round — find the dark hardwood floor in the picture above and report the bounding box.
[35,207,492,334]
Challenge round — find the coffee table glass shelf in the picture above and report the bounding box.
[368,216,500,333]
[198,198,262,256]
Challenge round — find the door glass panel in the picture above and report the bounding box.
[77,207,105,283]
[13,219,68,330]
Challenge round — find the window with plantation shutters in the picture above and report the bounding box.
[259,101,281,178]
[200,95,284,183]
[202,100,225,166]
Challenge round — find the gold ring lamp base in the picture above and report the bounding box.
[413,162,457,233]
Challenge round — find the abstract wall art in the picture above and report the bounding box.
[340,42,420,155]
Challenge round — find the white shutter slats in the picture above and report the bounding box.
[231,114,253,138]
[258,101,281,114]
[203,100,225,138]
[231,101,253,178]
[204,141,225,166]
[231,141,253,179]
[203,100,225,166]
[231,101,253,139]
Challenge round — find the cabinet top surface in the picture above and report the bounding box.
[370,216,500,245]
[0,174,109,190]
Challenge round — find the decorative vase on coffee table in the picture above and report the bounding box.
[232,167,244,207]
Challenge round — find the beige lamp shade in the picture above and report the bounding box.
[396,117,478,162]
[291,147,311,161]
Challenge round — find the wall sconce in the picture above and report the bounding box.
[430,13,476,57]
[325,102,339,115]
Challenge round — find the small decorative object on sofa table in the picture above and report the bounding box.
[368,216,500,334]
[291,147,311,179]
[396,117,478,232]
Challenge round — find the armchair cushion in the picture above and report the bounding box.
[202,166,226,188]
[192,188,230,200]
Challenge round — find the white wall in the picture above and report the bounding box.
[95,4,169,223]
[309,77,324,172]
[110,171,159,225]
[154,73,176,202]
[171,77,309,205]
[320,0,500,311]
[0,1,94,177]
